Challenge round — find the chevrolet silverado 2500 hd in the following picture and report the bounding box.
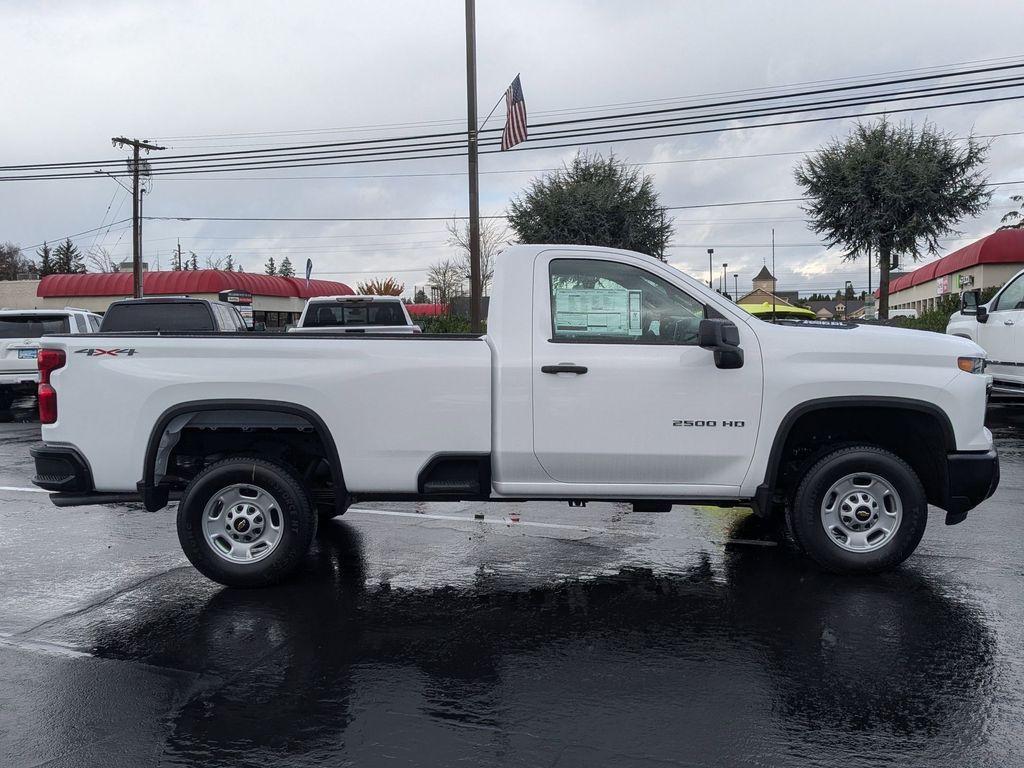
[31,245,998,586]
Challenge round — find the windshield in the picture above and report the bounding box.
[304,301,408,327]
[0,315,71,338]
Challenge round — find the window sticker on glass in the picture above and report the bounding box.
[554,288,642,337]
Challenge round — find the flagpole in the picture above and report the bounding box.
[479,88,506,131]
[464,0,483,333]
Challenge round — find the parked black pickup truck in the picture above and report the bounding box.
[99,297,249,333]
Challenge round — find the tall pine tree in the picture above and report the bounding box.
[278,256,295,277]
[52,238,84,274]
[36,242,54,277]
[264,256,277,276]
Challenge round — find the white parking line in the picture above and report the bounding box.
[0,490,775,546]
[0,633,93,659]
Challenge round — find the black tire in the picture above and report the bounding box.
[0,389,14,412]
[788,445,927,574]
[177,457,317,587]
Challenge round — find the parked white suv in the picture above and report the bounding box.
[290,295,420,334]
[947,267,1024,396]
[0,307,102,411]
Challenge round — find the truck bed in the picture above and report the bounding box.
[42,332,492,493]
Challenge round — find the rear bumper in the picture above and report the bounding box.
[0,371,39,389]
[943,448,999,525]
[30,445,93,492]
[31,444,172,510]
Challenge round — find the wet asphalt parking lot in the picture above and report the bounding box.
[0,396,1022,767]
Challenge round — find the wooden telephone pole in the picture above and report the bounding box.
[464,0,482,332]
[112,137,165,297]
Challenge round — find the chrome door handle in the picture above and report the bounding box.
[1004,319,1015,326]
[541,363,588,375]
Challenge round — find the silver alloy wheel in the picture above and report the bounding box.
[201,483,284,564]
[820,472,902,553]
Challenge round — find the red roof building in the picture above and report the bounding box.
[405,303,448,318]
[35,269,354,329]
[884,230,1024,313]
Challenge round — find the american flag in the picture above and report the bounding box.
[501,75,527,151]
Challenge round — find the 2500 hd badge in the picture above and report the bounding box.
[673,419,746,427]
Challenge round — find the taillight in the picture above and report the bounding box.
[38,348,65,424]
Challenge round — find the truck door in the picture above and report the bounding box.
[531,252,763,490]
[979,271,1024,386]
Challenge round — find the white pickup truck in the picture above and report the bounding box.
[947,267,1024,397]
[31,245,998,587]
[289,295,420,334]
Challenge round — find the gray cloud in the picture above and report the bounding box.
[2,0,1022,296]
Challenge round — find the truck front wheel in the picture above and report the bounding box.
[788,445,928,573]
[177,457,317,587]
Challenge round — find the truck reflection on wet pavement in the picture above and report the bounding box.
[0,403,1021,767]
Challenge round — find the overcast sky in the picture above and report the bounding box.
[2,0,1023,297]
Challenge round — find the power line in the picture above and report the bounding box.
[4,63,1024,179]
[23,220,132,252]
[9,86,1022,182]
[152,54,1024,144]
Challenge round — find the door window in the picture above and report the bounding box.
[549,259,705,345]
[993,274,1024,312]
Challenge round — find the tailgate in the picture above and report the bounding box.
[0,338,40,380]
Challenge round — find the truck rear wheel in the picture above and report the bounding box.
[788,445,927,573]
[177,457,317,587]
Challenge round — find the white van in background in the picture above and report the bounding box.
[947,267,1024,396]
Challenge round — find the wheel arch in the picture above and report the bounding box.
[761,396,955,511]
[142,399,347,514]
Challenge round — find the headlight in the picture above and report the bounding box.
[957,356,986,374]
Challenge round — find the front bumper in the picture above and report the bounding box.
[943,448,999,525]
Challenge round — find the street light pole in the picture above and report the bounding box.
[733,273,739,302]
[707,248,714,289]
[722,263,728,297]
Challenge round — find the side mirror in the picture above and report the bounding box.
[698,318,744,369]
[961,290,987,323]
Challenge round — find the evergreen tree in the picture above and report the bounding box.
[265,256,277,276]
[278,256,295,277]
[796,119,989,319]
[508,151,673,260]
[189,252,199,271]
[37,242,54,277]
[225,255,235,272]
[52,238,84,273]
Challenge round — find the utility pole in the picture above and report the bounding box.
[722,263,728,297]
[176,239,183,271]
[733,273,739,302]
[112,137,165,298]
[706,248,714,289]
[464,0,482,332]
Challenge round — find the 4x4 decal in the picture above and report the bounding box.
[74,348,137,357]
